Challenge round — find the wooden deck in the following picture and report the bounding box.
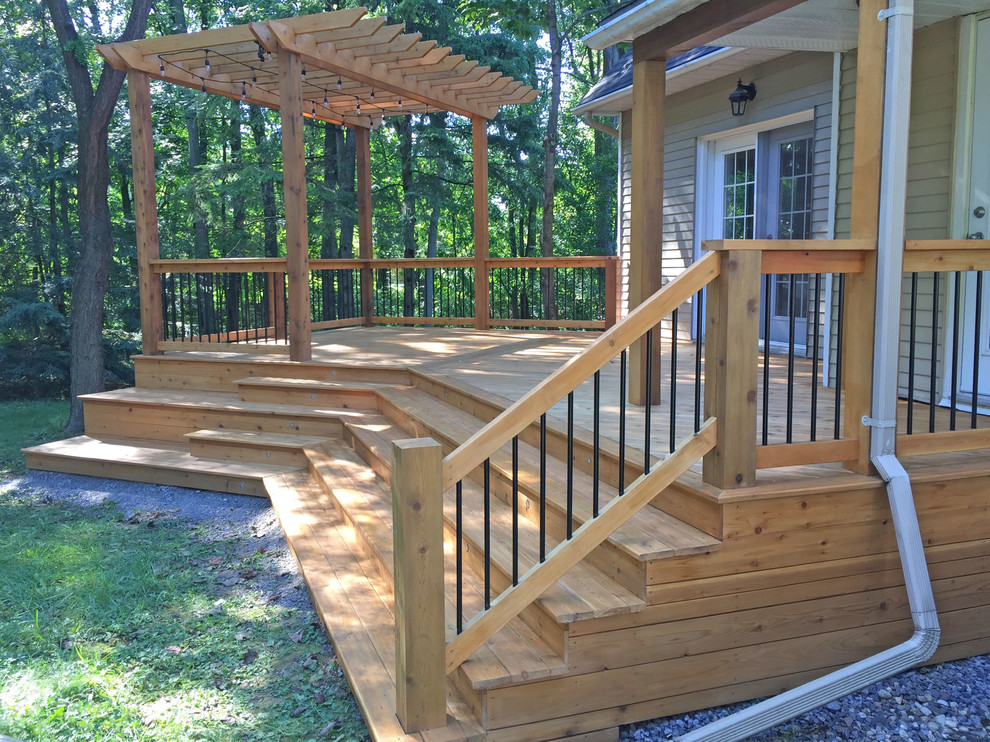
[22,326,990,742]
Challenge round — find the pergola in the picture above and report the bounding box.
[97,8,537,361]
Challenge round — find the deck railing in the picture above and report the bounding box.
[151,255,620,347]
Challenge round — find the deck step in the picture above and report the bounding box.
[186,429,330,466]
[80,387,369,443]
[23,435,296,496]
[295,450,571,692]
[375,386,721,596]
[234,376,386,409]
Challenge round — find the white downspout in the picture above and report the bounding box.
[675,3,939,741]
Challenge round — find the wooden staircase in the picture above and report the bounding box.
[24,357,724,742]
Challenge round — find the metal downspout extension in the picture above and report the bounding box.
[675,3,939,740]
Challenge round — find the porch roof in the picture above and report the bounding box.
[97,7,537,128]
[583,0,990,53]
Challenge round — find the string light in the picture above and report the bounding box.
[398,98,402,110]
[370,89,374,102]
[204,50,210,72]
[241,82,247,100]
[323,91,329,106]
[251,67,257,84]
[336,77,342,89]
[159,57,165,75]
[356,97,360,113]
[312,103,317,116]
[257,43,265,62]
[301,66,306,78]
[200,77,206,93]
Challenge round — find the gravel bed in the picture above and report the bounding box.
[5,471,988,742]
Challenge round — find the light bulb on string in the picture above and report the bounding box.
[398,98,402,110]
[159,57,165,75]
[200,77,206,93]
[323,91,329,107]
[257,43,265,62]
[301,66,306,78]
[251,67,257,84]
[241,82,247,100]
[204,50,210,72]
[370,89,374,102]
[336,77,342,89]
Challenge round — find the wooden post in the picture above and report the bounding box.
[703,249,760,489]
[128,71,162,356]
[842,0,887,473]
[391,438,446,733]
[356,125,375,326]
[472,116,491,330]
[605,256,620,328]
[277,50,312,361]
[269,271,286,340]
[628,52,665,405]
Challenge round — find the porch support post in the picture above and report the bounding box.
[628,51,664,406]
[472,116,491,330]
[356,125,375,325]
[128,70,162,356]
[842,0,887,473]
[703,249,760,489]
[277,49,312,361]
[392,438,446,733]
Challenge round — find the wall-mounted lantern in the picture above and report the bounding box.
[729,79,757,116]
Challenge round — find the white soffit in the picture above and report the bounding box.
[715,0,990,52]
[583,0,709,49]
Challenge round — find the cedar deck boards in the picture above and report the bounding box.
[22,327,990,742]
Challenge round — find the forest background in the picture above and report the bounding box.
[0,0,620,429]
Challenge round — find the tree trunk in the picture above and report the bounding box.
[541,0,562,320]
[249,105,279,259]
[337,126,356,318]
[321,122,339,321]
[230,99,245,247]
[425,113,447,319]
[397,118,416,317]
[46,0,153,432]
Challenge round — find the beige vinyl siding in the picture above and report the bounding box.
[833,19,960,400]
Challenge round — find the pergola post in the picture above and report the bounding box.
[356,125,375,325]
[472,116,491,331]
[842,0,887,473]
[128,70,162,356]
[277,49,312,361]
[628,52,665,406]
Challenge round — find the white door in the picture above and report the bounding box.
[959,16,990,405]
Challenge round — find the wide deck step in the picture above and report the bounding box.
[235,376,385,408]
[23,435,296,496]
[186,429,331,466]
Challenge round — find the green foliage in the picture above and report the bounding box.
[0,490,368,741]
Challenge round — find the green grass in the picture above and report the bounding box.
[0,490,369,742]
[0,399,69,475]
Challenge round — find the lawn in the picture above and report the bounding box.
[0,399,69,475]
[0,401,368,742]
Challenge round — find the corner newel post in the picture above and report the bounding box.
[703,249,760,489]
[391,438,446,733]
[472,116,491,330]
[277,48,312,361]
[356,125,375,326]
[128,70,162,356]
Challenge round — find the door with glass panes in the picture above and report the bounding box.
[713,123,815,349]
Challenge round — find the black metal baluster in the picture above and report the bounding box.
[567,391,574,539]
[670,307,678,453]
[908,272,918,435]
[973,272,983,430]
[786,274,796,444]
[593,369,601,517]
[695,287,703,433]
[456,480,463,633]
[539,414,547,562]
[834,275,845,439]
[811,274,822,441]
[762,274,772,445]
[930,273,940,433]
[619,349,627,495]
[178,272,187,341]
[512,436,519,586]
[645,327,653,474]
[484,458,491,610]
[950,272,962,431]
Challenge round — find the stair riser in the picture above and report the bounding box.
[188,439,310,467]
[24,451,269,497]
[134,355,410,393]
[83,399,344,443]
[237,385,379,410]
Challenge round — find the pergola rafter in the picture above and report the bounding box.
[98,7,538,361]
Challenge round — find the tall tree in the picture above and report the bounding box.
[45,0,154,430]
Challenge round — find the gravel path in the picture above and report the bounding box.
[4,470,988,742]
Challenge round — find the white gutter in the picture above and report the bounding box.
[582,0,708,50]
[676,3,939,740]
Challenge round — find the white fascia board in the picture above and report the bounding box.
[582,0,709,50]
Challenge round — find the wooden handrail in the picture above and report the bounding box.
[444,418,717,674]
[441,251,721,490]
[151,255,616,274]
[903,239,990,272]
[486,256,611,268]
[702,238,876,252]
[152,258,287,273]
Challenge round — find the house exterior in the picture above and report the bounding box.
[577,2,990,407]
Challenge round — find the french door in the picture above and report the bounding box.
[711,124,815,348]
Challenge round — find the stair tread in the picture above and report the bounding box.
[24,435,298,477]
[378,387,721,559]
[322,432,643,623]
[272,470,567,694]
[235,376,393,391]
[186,429,331,448]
